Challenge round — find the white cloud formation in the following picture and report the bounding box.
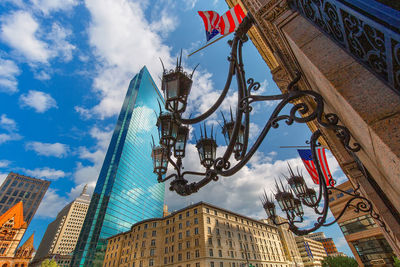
[23,167,69,180]
[0,160,11,168]
[1,11,75,65]
[165,143,344,227]
[0,173,7,185]
[0,57,20,93]
[0,114,17,132]
[35,188,69,218]
[0,114,22,144]
[1,11,50,63]
[19,90,57,113]
[25,141,70,157]
[30,0,79,15]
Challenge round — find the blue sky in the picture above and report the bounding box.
[0,0,353,257]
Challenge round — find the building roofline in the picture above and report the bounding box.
[8,172,51,184]
[107,201,276,241]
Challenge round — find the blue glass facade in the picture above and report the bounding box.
[71,67,165,266]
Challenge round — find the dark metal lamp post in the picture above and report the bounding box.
[151,12,388,235]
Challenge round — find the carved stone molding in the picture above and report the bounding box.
[257,0,291,23]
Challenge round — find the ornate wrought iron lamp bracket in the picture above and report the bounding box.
[152,12,387,235]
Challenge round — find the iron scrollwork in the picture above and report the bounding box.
[152,12,387,235]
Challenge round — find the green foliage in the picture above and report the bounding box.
[322,256,358,267]
[41,259,59,267]
[393,256,400,267]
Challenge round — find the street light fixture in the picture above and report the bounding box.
[152,13,388,235]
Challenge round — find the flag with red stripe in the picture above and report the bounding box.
[198,4,246,42]
[297,148,332,185]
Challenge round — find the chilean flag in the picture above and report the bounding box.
[297,148,332,185]
[198,4,246,42]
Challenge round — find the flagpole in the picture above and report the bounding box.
[279,146,328,148]
[188,33,232,58]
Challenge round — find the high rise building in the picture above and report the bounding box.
[295,236,327,267]
[0,172,50,225]
[104,202,288,267]
[71,66,165,266]
[31,185,91,267]
[0,202,35,266]
[305,232,339,256]
[329,180,396,266]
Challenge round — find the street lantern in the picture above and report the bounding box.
[293,198,304,217]
[174,125,189,158]
[303,188,317,204]
[287,166,308,198]
[151,145,168,176]
[161,53,194,114]
[196,125,217,169]
[157,112,179,147]
[221,110,245,158]
[262,192,276,219]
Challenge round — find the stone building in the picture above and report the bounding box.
[225,0,400,256]
[329,180,396,266]
[263,217,303,267]
[103,202,293,267]
[31,185,91,267]
[305,232,339,256]
[295,236,326,267]
[0,202,35,266]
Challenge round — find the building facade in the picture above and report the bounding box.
[0,202,35,267]
[104,202,289,267]
[31,185,91,266]
[225,0,400,256]
[329,180,396,266]
[305,233,338,256]
[0,172,50,225]
[295,236,326,267]
[71,66,165,266]
[263,217,303,267]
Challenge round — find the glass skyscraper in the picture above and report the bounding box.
[71,66,165,266]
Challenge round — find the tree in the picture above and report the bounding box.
[322,256,358,267]
[41,259,59,267]
[393,256,400,267]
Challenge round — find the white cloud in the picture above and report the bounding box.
[0,114,17,132]
[19,90,57,113]
[23,167,69,180]
[1,11,75,65]
[0,57,20,93]
[0,160,11,168]
[25,141,70,157]
[30,0,79,15]
[34,70,51,81]
[35,188,68,218]
[1,11,50,63]
[165,144,344,227]
[0,173,7,185]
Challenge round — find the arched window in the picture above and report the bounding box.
[2,263,7,267]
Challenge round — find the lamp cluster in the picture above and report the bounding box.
[262,165,318,225]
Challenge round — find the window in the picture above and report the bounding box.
[206,208,210,213]
[231,251,234,258]
[336,192,344,198]
[179,214,182,219]
[150,249,155,256]
[143,232,147,238]
[195,239,199,246]
[195,227,199,235]
[218,250,222,257]
[195,250,200,258]
[339,215,377,235]
[179,243,182,250]
[194,218,198,224]
[186,211,190,217]
[179,223,183,229]
[179,232,183,239]
[208,237,213,245]
[210,262,214,267]
[149,259,154,266]
[178,253,182,261]
[152,230,156,237]
[186,230,190,237]
[153,222,157,227]
[187,251,191,259]
[207,217,211,223]
[217,239,221,246]
[186,241,190,248]
[186,220,190,227]
[209,249,213,256]
[151,239,155,246]
[194,208,198,214]
[196,263,200,267]
[216,229,220,235]
[220,263,223,267]
[216,219,219,226]
[208,227,211,234]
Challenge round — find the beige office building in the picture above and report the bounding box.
[295,236,326,267]
[263,217,303,267]
[104,202,291,267]
[31,185,91,267]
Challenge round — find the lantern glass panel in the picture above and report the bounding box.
[174,126,188,157]
[166,78,179,100]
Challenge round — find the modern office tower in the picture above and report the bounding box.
[0,202,35,266]
[31,185,91,267]
[104,202,288,267]
[0,172,50,225]
[329,180,396,266]
[295,236,327,267]
[264,217,304,267]
[71,66,165,267]
[305,232,339,256]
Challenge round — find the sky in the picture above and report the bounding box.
[0,0,353,257]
